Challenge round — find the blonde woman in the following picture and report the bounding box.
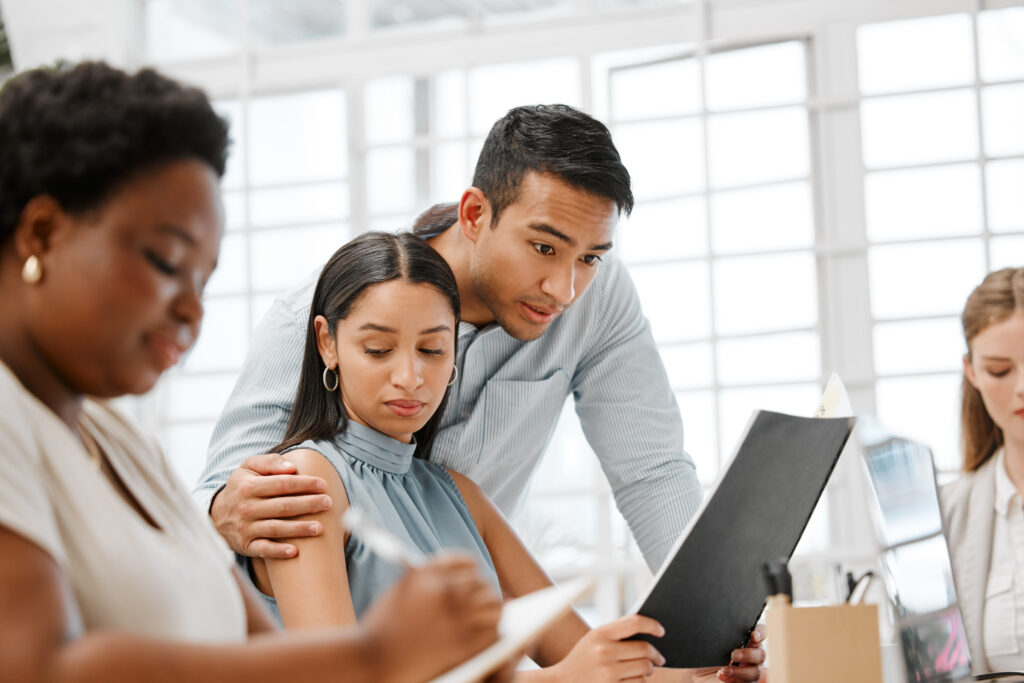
[941,267,1024,674]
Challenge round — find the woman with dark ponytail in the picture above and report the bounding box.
[248,230,767,682]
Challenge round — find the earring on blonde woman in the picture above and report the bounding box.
[447,366,458,387]
[21,255,43,284]
[322,365,339,392]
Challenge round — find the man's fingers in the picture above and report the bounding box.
[729,646,765,666]
[719,664,763,682]
[241,452,298,475]
[246,474,328,498]
[244,492,332,520]
[246,538,299,560]
[249,518,326,542]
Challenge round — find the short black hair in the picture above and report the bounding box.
[472,104,633,225]
[0,61,229,246]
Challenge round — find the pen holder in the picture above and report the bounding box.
[765,595,883,683]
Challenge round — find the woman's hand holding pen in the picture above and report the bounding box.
[359,554,505,683]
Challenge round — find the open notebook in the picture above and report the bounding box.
[431,576,595,683]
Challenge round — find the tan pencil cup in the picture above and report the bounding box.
[765,595,884,683]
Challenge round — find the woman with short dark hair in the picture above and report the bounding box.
[0,60,502,683]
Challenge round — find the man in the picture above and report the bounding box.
[194,105,765,679]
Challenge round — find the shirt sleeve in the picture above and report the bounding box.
[571,255,704,570]
[191,282,313,512]
[0,389,65,566]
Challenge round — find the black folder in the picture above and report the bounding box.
[632,410,856,668]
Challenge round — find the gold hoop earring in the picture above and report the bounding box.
[322,365,339,392]
[21,255,43,284]
[447,366,458,387]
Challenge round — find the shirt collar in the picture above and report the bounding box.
[993,448,1017,517]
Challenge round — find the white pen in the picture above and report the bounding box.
[341,507,428,568]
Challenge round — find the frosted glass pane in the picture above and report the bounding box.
[468,59,581,136]
[183,297,248,372]
[876,374,961,472]
[873,318,965,376]
[861,90,978,168]
[222,190,245,231]
[365,77,415,144]
[708,107,809,188]
[716,332,820,385]
[146,0,238,63]
[868,240,986,319]
[469,137,484,172]
[978,7,1024,82]
[982,84,1024,157]
[517,496,598,556]
[705,41,806,110]
[531,399,597,493]
[857,14,974,95]
[630,262,711,342]
[249,90,346,185]
[366,147,417,215]
[250,182,348,228]
[711,182,813,253]
[163,373,239,421]
[676,391,717,484]
[251,225,347,291]
[214,101,246,190]
[247,0,346,45]
[610,59,700,121]
[987,160,1024,232]
[865,165,982,242]
[718,383,821,464]
[614,120,704,199]
[990,236,1024,271]
[431,141,470,204]
[713,253,818,335]
[204,233,246,296]
[619,197,707,263]
[660,342,714,390]
[161,421,217,490]
[434,69,466,138]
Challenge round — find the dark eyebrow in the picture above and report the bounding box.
[359,323,397,333]
[420,324,452,335]
[156,223,197,246]
[528,223,613,252]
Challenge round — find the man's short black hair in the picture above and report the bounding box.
[0,61,229,245]
[472,104,633,225]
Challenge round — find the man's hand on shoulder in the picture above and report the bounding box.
[209,452,331,559]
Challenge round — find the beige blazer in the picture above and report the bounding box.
[939,453,999,675]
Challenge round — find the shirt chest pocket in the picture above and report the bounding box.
[983,572,1020,657]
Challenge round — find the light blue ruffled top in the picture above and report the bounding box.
[251,420,499,622]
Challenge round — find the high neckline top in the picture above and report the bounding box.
[337,420,417,475]
[250,421,499,622]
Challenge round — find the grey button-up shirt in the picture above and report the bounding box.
[193,251,702,569]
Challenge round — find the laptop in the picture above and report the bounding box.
[860,428,1024,683]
